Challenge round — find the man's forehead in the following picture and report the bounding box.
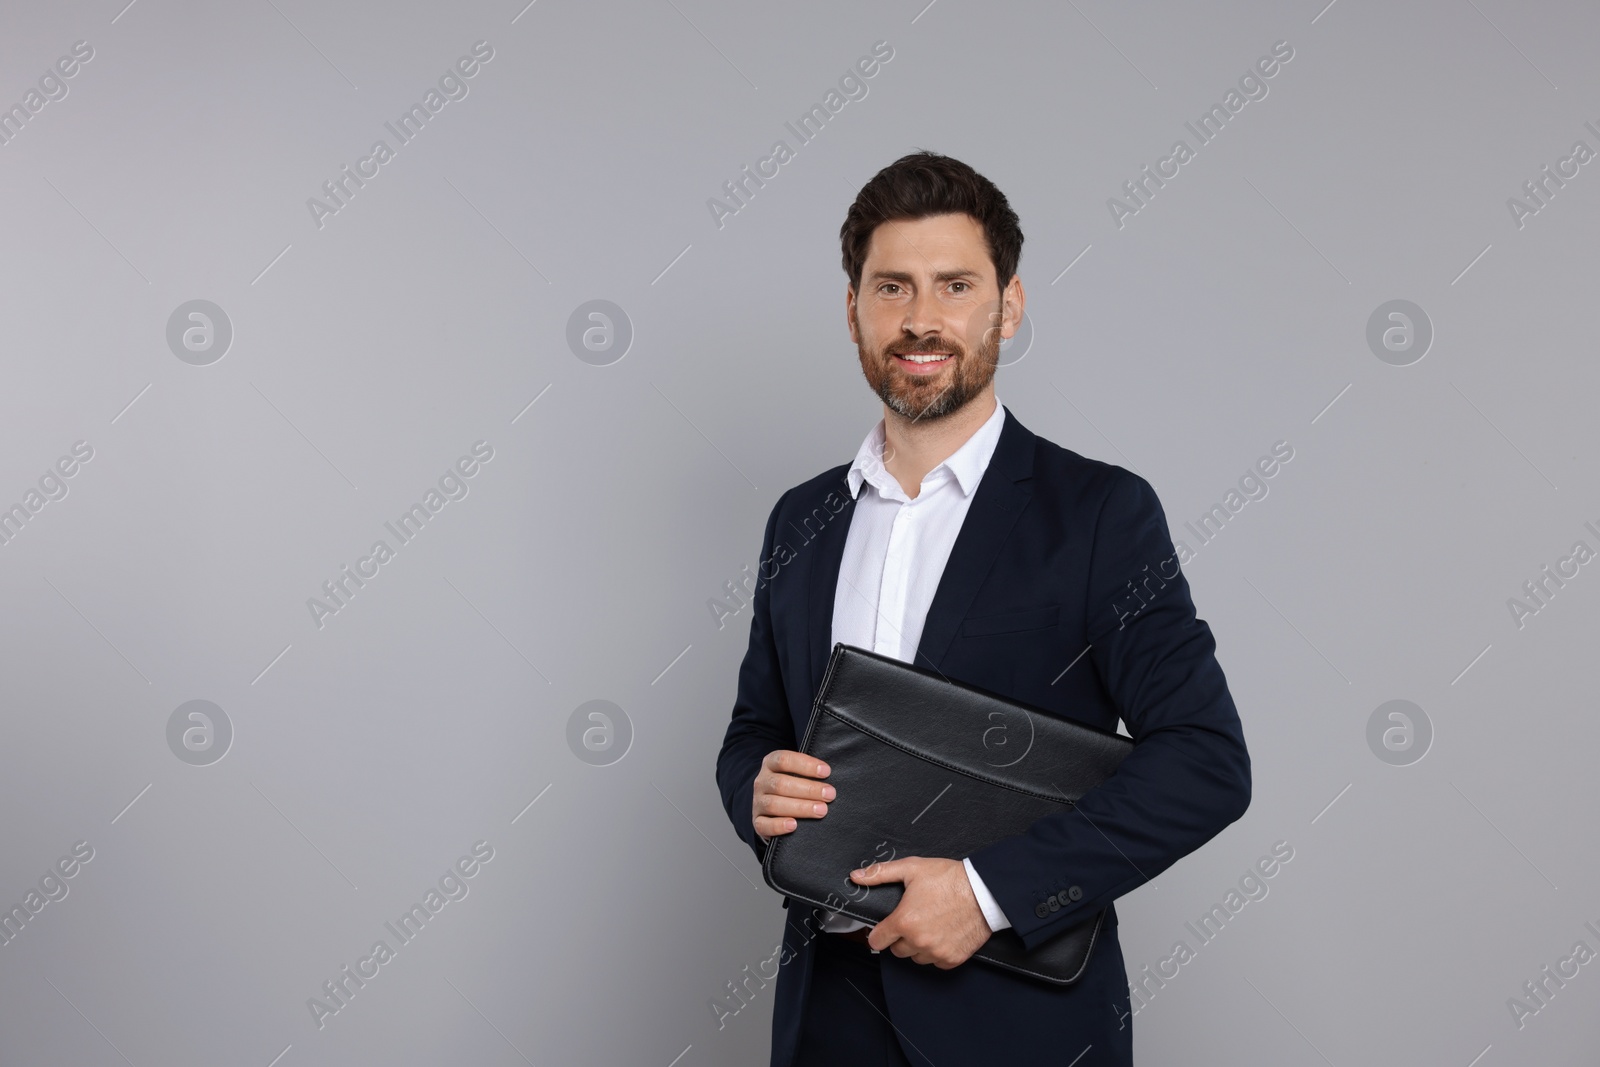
[862,214,992,280]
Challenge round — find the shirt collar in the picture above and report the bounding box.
[846,396,1007,501]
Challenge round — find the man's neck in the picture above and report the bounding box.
[881,390,997,500]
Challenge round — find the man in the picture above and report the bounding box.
[715,152,1251,1066]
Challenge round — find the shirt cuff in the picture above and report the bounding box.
[963,857,1012,932]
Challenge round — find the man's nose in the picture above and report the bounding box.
[901,290,943,339]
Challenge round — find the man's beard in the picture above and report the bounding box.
[857,323,1000,423]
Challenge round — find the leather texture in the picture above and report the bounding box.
[763,642,1133,985]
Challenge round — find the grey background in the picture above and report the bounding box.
[1,0,1596,1064]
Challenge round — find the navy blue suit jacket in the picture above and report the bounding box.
[716,405,1251,1066]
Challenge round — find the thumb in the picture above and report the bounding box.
[850,857,911,885]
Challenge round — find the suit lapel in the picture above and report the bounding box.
[803,471,858,706]
[914,406,1036,672]
[803,405,1037,703]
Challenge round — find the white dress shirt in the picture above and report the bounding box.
[820,395,1013,935]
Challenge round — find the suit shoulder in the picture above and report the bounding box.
[1029,432,1154,509]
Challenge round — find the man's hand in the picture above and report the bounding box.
[851,857,991,968]
[751,750,834,843]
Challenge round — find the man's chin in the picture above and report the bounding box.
[883,387,958,421]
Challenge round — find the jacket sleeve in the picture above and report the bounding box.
[715,489,799,865]
[966,470,1251,950]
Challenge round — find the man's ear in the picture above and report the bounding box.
[999,275,1026,340]
[845,287,860,345]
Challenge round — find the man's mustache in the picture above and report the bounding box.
[886,340,963,357]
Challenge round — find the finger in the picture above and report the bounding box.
[866,916,899,953]
[765,773,836,802]
[764,750,831,780]
[850,857,909,884]
[870,929,907,955]
[753,814,798,838]
[754,794,830,821]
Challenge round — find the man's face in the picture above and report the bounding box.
[847,212,1021,422]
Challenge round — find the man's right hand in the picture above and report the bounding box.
[752,750,834,843]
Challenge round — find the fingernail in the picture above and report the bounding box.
[813,803,826,815]
[822,786,836,800]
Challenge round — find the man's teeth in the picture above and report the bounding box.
[900,354,950,363]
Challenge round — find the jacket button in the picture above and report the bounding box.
[1067,885,1083,901]
[1034,903,1049,919]
[1048,896,1060,912]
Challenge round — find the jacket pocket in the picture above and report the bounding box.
[958,605,1061,637]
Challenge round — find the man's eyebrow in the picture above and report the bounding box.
[867,269,982,283]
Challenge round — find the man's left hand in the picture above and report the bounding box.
[850,857,990,968]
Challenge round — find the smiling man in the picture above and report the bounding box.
[716,151,1251,1066]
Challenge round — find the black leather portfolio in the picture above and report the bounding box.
[762,643,1134,985]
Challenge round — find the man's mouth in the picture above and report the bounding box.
[893,352,952,367]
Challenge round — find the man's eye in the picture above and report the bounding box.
[880,284,901,294]
[949,282,969,293]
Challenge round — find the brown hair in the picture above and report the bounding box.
[840,151,1023,292]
